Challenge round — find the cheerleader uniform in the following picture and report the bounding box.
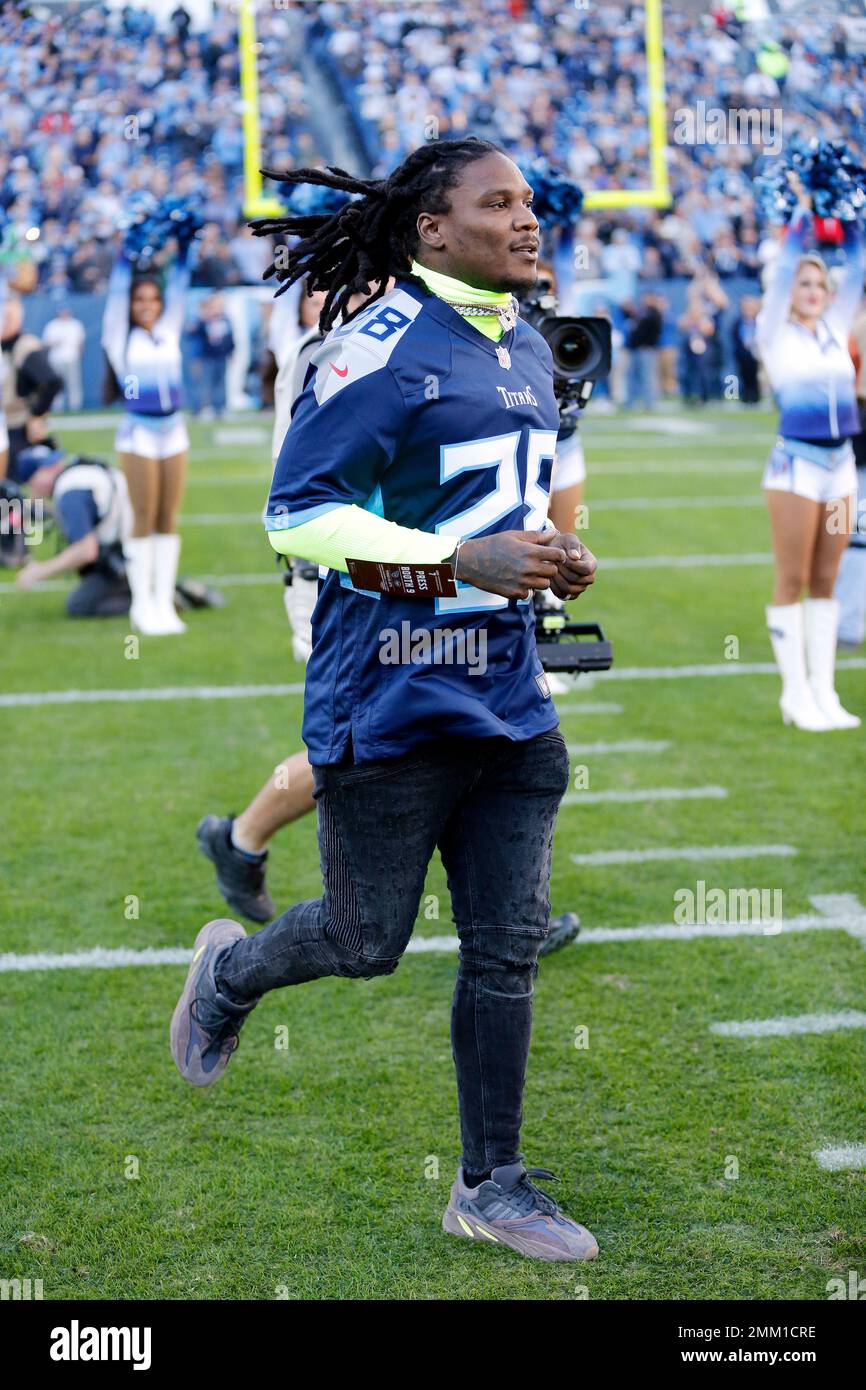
[102,249,191,634]
[101,249,191,461]
[756,208,864,729]
[757,208,862,501]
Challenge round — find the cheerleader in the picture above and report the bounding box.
[0,244,39,482]
[101,242,191,635]
[757,174,864,729]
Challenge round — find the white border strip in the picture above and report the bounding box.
[563,785,727,806]
[3,662,862,706]
[571,843,796,866]
[566,739,670,754]
[710,1011,866,1038]
[4,896,864,974]
[0,684,305,708]
[813,1145,866,1171]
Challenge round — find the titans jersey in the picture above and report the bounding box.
[266,278,562,764]
[101,251,189,417]
[757,212,863,442]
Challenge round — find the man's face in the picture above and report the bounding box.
[414,151,540,294]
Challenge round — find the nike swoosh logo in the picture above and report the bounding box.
[329,361,349,377]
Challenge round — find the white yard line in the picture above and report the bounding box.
[4,895,865,974]
[589,459,762,475]
[602,658,866,681]
[579,434,774,449]
[589,495,763,511]
[571,844,796,866]
[0,684,304,708]
[710,1010,866,1038]
[554,702,623,714]
[566,739,670,754]
[185,474,273,487]
[562,785,727,806]
[813,1145,866,1171]
[176,496,764,524]
[4,659,863,706]
[0,554,781,599]
[602,552,772,570]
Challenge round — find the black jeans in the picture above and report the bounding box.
[218,729,571,1175]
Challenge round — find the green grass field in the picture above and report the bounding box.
[2,406,864,1301]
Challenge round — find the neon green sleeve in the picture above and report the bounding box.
[268,504,461,574]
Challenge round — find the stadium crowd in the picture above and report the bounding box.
[1,0,864,407]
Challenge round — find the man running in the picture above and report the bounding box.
[172,138,599,1263]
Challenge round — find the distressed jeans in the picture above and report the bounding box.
[217,730,571,1175]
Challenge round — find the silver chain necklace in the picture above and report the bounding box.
[442,296,519,333]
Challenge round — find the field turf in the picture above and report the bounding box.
[1,405,864,1300]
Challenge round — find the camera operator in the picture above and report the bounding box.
[517,263,611,537]
[1,293,63,481]
[14,443,134,618]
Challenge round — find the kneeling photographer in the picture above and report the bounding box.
[14,443,133,618]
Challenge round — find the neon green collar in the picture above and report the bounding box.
[410,260,509,341]
[410,260,513,306]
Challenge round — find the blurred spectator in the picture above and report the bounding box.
[186,294,235,419]
[678,293,718,406]
[656,294,679,399]
[42,306,86,411]
[732,294,762,405]
[623,292,663,411]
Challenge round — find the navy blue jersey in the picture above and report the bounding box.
[266,278,562,763]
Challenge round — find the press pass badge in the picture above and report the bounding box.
[346,558,459,598]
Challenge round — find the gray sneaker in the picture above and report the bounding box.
[170,918,257,1087]
[538,911,581,957]
[197,815,275,924]
[443,1163,599,1262]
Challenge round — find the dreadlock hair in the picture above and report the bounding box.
[249,137,505,333]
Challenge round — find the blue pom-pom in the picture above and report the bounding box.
[120,193,203,264]
[283,182,353,219]
[757,138,866,224]
[522,159,584,230]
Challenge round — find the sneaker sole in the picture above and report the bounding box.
[170,917,247,1087]
[442,1204,599,1262]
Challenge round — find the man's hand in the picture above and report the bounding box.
[546,530,597,601]
[15,559,44,589]
[455,528,567,600]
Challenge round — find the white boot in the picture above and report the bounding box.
[151,533,187,635]
[124,536,161,635]
[766,603,834,731]
[804,597,860,729]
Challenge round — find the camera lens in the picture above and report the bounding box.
[548,322,601,375]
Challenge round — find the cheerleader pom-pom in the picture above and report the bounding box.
[160,195,205,249]
[522,159,584,230]
[119,191,161,265]
[283,182,354,219]
[757,138,866,223]
[119,193,203,264]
